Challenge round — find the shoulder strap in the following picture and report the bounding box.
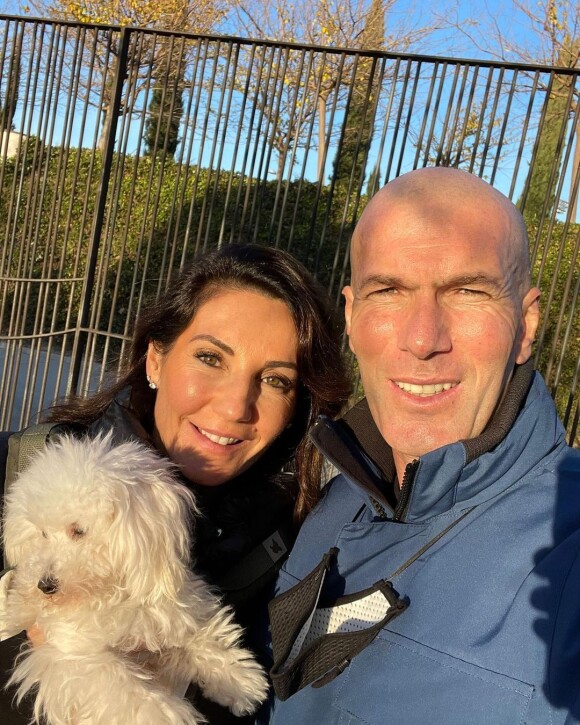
[5,423,60,495]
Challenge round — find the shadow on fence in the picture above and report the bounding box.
[0,14,578,445]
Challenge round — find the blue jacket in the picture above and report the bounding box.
[265,369,580,724]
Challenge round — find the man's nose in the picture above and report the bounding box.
[398,297,452,359]
[212,378,258,423]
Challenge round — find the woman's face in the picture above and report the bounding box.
[146,287,299,486]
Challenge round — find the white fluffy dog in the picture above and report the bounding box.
[0,433,268,724]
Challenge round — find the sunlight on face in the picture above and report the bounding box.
[344,195,539,479]
[146,288,299,486]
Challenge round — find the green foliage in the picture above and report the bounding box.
[332,0,384,197]
[0,146,335,342]
[143,57,185,158]
[0,144,577,443]
[519,84,570,222]
[529,219,579,443]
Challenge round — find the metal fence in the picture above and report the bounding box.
[0,14,578,445]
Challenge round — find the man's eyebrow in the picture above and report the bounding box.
[444,274,503,289]
[358,273,504,290]
[358,274,405,290]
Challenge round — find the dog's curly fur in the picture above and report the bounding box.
[0,433,268,724]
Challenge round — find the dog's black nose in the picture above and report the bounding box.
[38,576,59,595]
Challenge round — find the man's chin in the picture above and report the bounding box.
[385,426,463,463]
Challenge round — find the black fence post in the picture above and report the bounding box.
[67,26,131,397]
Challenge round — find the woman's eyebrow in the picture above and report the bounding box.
[190,336,298,370]
[190,334,234,355]
[266,361,298,371]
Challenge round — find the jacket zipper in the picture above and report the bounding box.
[370,498,390,520]
[393,459,419,522]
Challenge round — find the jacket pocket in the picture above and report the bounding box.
[333,630,533,725]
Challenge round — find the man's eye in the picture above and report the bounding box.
[458,288,486,296]
[196,352,221,366]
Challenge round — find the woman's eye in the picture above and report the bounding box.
[196,351,221,366]
[262,374,294,390]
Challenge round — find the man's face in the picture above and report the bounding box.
[344,198,539,476]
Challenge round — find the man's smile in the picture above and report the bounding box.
[394,381,457,397]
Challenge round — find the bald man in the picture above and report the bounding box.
[263,169,580,724]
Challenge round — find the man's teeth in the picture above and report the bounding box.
[198,428,240,445]
[395,382,455,397]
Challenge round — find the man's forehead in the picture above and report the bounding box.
[352,202,509,276]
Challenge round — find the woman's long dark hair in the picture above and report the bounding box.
[48,245,352,521]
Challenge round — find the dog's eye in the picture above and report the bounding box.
[41,530,48,539]
[68,524,86,540]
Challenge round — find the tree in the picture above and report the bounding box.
[143,46,185,156]
[0,28,22,134]
[229,0,440,180]
[519,64,572,221]
[333,0,384,194]
[27,0,228,151]
[447,0,580,220]
[410,101,507,174]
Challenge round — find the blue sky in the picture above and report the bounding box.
[1,0,576,212]
[0,0,551,65]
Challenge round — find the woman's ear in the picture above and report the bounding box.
[145,341,162,386]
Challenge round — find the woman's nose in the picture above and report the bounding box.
[212,378,258,423]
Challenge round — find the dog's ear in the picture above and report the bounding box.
[105,444,197,605]
[2,468,45,566]
[2,504,38,567]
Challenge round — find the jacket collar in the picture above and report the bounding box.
[311,361,567,522]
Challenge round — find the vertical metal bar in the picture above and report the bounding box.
[67,25,130,396]
[507,69,539,200]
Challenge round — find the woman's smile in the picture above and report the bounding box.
[194,425,242,446]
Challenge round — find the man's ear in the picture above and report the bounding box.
[343,285,354,335]
[145,340,163,385]
[342,285,356,355]
[515,287,541,365]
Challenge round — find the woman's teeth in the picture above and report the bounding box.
[198,428,240,446]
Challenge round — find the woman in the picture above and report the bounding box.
[0,244,351,723]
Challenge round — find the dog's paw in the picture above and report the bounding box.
[136,693,202,725]
[215,656,269,716]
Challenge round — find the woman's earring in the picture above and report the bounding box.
[146,374,158,390]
